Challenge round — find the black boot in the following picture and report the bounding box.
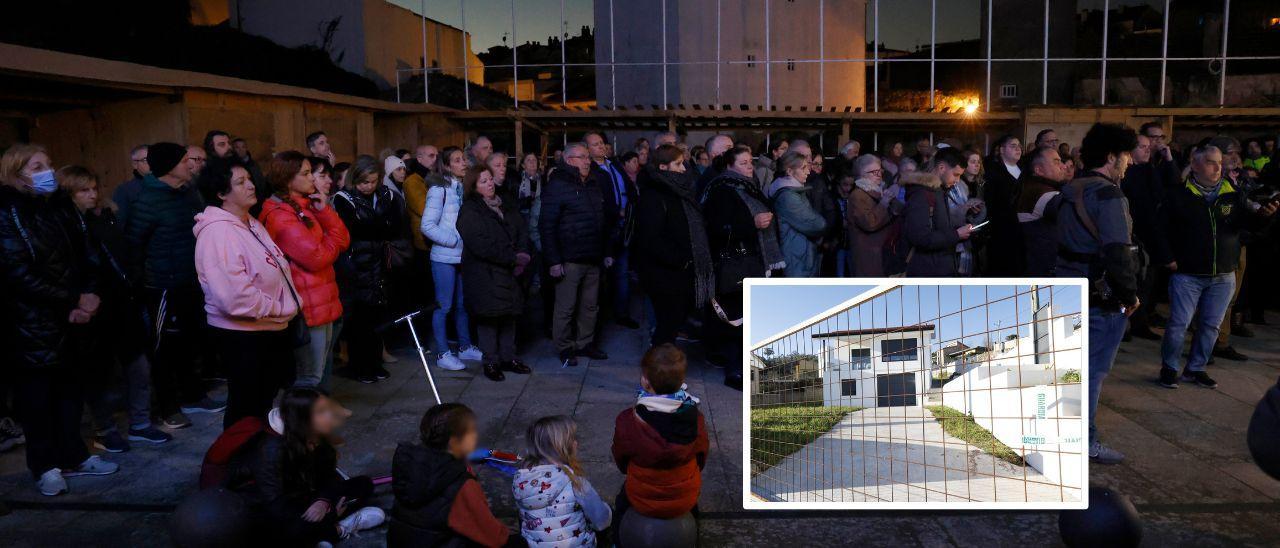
[483,362,506,381]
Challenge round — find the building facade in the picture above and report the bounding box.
[193,0,483,90]
[816,325,935,409]
[592,0,867,109]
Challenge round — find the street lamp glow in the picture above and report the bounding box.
[964,102,979,115]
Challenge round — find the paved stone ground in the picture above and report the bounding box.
[752,407,1081,504]
[0,307,1278,547]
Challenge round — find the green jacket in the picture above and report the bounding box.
[769,177,827,278]
[124,175,203,289]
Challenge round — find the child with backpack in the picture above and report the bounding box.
[388,403,522,547]
[513,416,612,547]
[611,344,709,530]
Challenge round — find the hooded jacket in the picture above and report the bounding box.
[259,196,350,327]
[389,443,511,548]
[901,172,962,277]
[768,175,827,278]
[421,173,465,264]
[513,464,610,548]
[611,403,709,519]
[193,206,298,331]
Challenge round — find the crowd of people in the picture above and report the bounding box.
[1,118,1278,544]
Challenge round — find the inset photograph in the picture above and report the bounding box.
[744,280,1088,509]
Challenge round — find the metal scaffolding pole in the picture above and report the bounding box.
[506,0,512,108]
[421,0,429,103]
[609,0,616,108]
[929,0,935,110]
[985,0,992,112]
[716,0,722,105]
[873,0,879,112]
[765,0,772,108]
[1042,0,1049,104]
[460,0,470,110]
[1100,0,1109,105]
[560,0,567,107]
[1219,0,1230,106]
[662,0,668,107]
[1159,0,1169,105]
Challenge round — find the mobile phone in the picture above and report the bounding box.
[970,220,991,230]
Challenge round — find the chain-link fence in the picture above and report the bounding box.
[747,281,1086,508]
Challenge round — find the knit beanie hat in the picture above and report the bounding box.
[384,156,406,178]
[149,142,187,177]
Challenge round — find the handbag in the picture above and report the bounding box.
[714,247,765,296]
[247,223,311,349]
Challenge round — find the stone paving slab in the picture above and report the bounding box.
[0,307,1277,546]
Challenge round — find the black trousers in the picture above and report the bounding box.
[13,370,89,478]
[344,301,386,375]
[644,272,695,347]
[476,316,518,364]
[146,287,210,416]
[211,327,295,429]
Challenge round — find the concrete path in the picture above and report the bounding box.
[752,407,1081,504]
[0,306,1277,546]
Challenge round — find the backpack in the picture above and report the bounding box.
[199,416,266,489]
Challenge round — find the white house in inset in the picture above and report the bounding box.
[815,325,935,409]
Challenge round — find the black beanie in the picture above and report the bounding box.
[149,142,187,178]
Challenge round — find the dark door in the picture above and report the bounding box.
[876,373,917,407]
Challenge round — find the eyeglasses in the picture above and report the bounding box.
[132,157,147,163]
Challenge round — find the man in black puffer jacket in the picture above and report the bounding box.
[539,143,617,367]
[124,142,222,428]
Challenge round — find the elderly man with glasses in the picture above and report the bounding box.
[539,142,617,367]
[111,144,152,226]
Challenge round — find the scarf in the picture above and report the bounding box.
[709,170,786,271]
[636,383,700,414]
[483,194,504,218]
[649,166,715,308]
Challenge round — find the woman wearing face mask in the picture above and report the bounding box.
[0,144,119,496]
[58,166,171,454]
[259,152,351,391]
[194,159,300,428]
[421,147,482,372]
[456,168,533,382]
[332,156,399,384]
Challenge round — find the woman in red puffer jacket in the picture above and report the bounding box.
[259,152,350,390]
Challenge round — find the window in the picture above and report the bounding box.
[747,54,756,68]
[1000,84,1018,98]
[850,348,872,370]
[786,59,796,71]
[841,379,857,396]
[881,338,918,362]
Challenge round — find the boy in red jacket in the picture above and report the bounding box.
[611,344,710,530]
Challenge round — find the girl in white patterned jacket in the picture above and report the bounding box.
[512,416,612,548]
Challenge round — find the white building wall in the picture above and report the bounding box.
[819,329,931,409]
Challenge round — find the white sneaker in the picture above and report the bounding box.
[457,345,483,361]
[38,468,67,496]
[436,352,466,371]
[337,506,385,538]
[63,455,119,477]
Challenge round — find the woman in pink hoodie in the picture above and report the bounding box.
[194,159,300,428]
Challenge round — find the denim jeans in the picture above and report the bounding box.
[294,319,340,390]
[1161,273,1235,373]
[430,261,472,354]
[1088,308,1127,441]
[87,354,152,433]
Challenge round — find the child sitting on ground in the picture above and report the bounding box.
[225,388,384,545]
[611,344,710,528]
[513,416,612,547]
[388,403,522,548]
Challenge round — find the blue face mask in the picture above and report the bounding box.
[29,170,57,195]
